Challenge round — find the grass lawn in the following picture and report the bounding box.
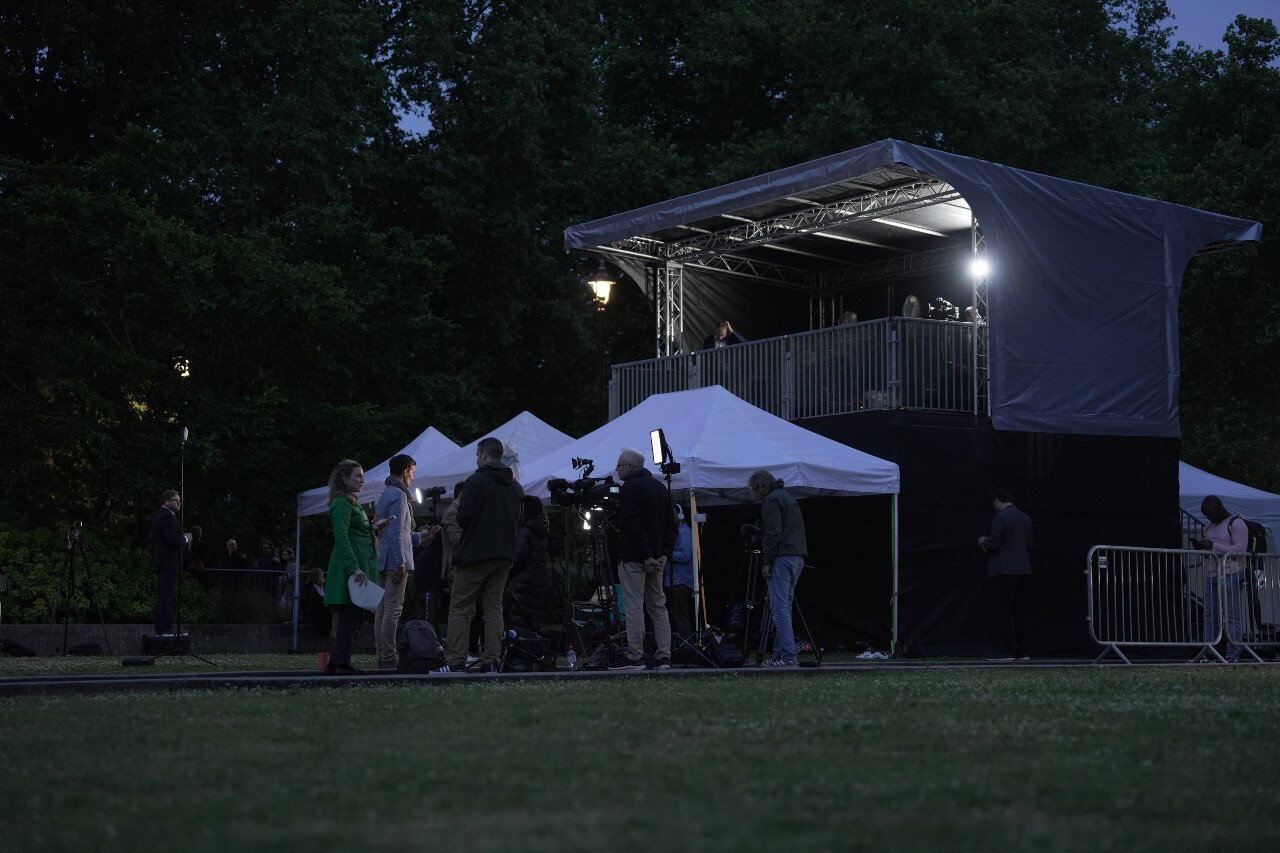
[2,667,1278,852]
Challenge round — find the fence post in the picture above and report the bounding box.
[781,347,794,420]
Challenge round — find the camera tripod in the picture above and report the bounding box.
[43,523,113,656]
[738,545,821,666]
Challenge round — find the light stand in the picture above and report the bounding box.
[160,425,213,665]
[42,523,112,656]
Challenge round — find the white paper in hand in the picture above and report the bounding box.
[347,574,384,611]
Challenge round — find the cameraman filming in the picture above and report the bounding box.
[748,470,807,668]
[611,448,676,671]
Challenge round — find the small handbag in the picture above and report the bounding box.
[347,573,384,611]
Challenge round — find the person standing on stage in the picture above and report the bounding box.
[749,471,808,668]
[612,448,677,671]
[151,489,191,636]
[323,459,378,675]
[373,453,424,670]
[979,489,1034,661]
[701,320,747,350]
[443,437,524,673]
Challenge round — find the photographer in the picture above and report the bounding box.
[611,448,676,671]
[748,470,807,668]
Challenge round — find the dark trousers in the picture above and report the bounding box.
[154,568,178,633]
[421,589,442,634]
[331,604,364,666]
[990,574,1031,657]
[665,584,695,646]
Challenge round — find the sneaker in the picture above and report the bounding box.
[1224,649,1241,664]
[761,657,797,668]
[433,664,460,673]
[609,658,645,672]
[654,659,671,670]
[856,650,890,661]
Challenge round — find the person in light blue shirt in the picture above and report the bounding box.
[664,505,696,649]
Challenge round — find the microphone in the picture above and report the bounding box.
[181,426,189,443]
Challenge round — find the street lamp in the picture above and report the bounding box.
[585,260,616,424]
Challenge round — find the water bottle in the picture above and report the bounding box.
[566,645,577,671]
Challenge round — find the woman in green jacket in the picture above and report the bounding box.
[324,459,378,674]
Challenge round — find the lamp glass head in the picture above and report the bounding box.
[969,257,991,279]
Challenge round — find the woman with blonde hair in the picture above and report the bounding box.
[323,459,378,674]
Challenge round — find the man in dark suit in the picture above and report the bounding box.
[979,489,1033,660]
[151,489,190,636]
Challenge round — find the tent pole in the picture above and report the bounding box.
[292,516,302,654]
[690,493,705,632]
[891,493,899,658]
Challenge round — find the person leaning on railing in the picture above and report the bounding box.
[1190,495,1249,663]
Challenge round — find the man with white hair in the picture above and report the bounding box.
[611,447,677,671]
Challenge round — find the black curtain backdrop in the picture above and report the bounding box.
[794,412,1180,656]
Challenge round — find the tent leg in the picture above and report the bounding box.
[891,493,899,658]
[292,517,302,654]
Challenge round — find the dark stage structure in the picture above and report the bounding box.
[566,138,1261,656]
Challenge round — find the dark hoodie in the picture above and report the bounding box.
[454,462,525,568]
[506,514,549,632]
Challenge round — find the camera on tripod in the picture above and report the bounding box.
[740,523,761,550]
[547,457,621,511]
[419,485,446,501]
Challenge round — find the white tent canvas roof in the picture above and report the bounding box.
[1179,461,1280,550]
[296,426,459,517]
[519,386,899,503]
[413,412,576,494]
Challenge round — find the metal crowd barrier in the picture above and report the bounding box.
[1086,545,1279,664]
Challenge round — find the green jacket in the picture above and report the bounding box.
[760,487,807,562]
[453,462,525,568]
[324,495,379,605]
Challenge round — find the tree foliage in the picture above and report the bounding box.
[1,0,1276,575]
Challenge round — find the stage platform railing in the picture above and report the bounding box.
[609,317,986,421]
[1086,545,1278,664]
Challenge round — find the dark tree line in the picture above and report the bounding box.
[1,0,1277,551]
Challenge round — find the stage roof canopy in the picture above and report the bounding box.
[566,139,1262,439]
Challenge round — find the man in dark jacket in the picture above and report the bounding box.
[612,448,677,670]
[749,470,808,668]
[444,437,525,672]
[150,489,190,635]
[979,489,1033,660]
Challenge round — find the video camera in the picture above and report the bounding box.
[421,485,447,501]
[548,458,621,511]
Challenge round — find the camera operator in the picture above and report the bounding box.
[664,505,696,652]
[611,448,676,671]
[748,470,808,668]
[443,437,524,673]
[150,489,191,637]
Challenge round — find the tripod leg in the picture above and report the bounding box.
[792,599,821,665]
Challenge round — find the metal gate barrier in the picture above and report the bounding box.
[1087,546,1279,664]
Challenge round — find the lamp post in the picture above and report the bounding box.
[586,261,615,425]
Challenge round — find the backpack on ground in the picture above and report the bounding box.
[398,620,445,674]
[699,627,743,668]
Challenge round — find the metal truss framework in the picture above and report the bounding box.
[971,214,989,416]
[653,262,684,356]
[662,179,962,263]
[587,175,975,357]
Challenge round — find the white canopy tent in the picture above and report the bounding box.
[518,385,901,647]
[413,411,576,496]
[1180,461,1280,551]
[520,386,899,501]
[295,426,459,518]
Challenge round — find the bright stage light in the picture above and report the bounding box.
[969,257,991,279]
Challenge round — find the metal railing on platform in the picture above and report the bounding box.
[610,317,986,421]
[1086,545,1279,663]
